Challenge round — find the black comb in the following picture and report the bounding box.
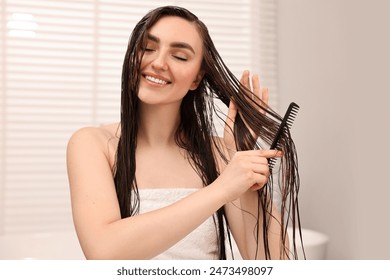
[268,102,300,168]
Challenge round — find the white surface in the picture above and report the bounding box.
[288,227,329,259]
[0,231,84,260]
[0,228,328,260]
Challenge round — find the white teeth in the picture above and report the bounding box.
[145,75,168,85]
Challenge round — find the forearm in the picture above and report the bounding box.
[80,185,226,259]
[239,190,288,260]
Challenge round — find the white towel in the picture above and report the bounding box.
[137,188,219,260]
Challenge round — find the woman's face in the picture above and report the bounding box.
[138,16,204,106]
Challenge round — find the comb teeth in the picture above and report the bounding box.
[286,105,299,129]
[268,158,277,169]
[268,102,300,169]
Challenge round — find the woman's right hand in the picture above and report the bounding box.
[212,149,282,203]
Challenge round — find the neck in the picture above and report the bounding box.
[137,102,181,147]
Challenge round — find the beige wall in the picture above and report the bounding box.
[278,0,390,259]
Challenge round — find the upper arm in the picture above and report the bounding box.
[66,127,121,253]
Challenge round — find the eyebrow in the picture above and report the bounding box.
[147,33,195,54]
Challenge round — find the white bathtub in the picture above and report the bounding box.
[0,231,85,260]
[288,227,329,259]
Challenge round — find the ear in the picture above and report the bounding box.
[189,70,205,90]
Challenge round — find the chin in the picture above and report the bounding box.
[137,89,183,107]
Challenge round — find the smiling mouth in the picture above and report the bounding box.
[143,75,171,85]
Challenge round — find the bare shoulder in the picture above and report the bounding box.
[67,123,120,167]
[69,123,119,145]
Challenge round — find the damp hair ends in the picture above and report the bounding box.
[198,20,302,259]
[113,5,302,260]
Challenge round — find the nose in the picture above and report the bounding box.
[151,52,168,71]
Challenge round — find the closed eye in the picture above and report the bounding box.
[173,55,187,61]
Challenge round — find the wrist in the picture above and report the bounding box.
[207,181,231,206]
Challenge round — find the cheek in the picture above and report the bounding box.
[177,64,202,85]
[139,56,149,70]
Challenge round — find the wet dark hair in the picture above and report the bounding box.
[114,5,302,259]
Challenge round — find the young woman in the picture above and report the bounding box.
[67,6,301,260]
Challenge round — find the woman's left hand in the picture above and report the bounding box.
[223,70,269,157]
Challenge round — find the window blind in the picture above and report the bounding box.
[0,0,278,234]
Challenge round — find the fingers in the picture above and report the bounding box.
[240,70,268,115]
[250,183,266,191]
[252,73,269,116]
[251,161,269,175]
[224,70,270,159]
[260,87,269,115]
[237,149,283,159]
[262,87,269,105]
[231,150,282,191]
[220,149,281,197]
[226,98,237,127]
[249,166,270,191]
[240,70,250,89]
[240,70,252,103]
[252,74,260,98]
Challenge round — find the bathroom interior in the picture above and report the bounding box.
[1,0,389,260]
